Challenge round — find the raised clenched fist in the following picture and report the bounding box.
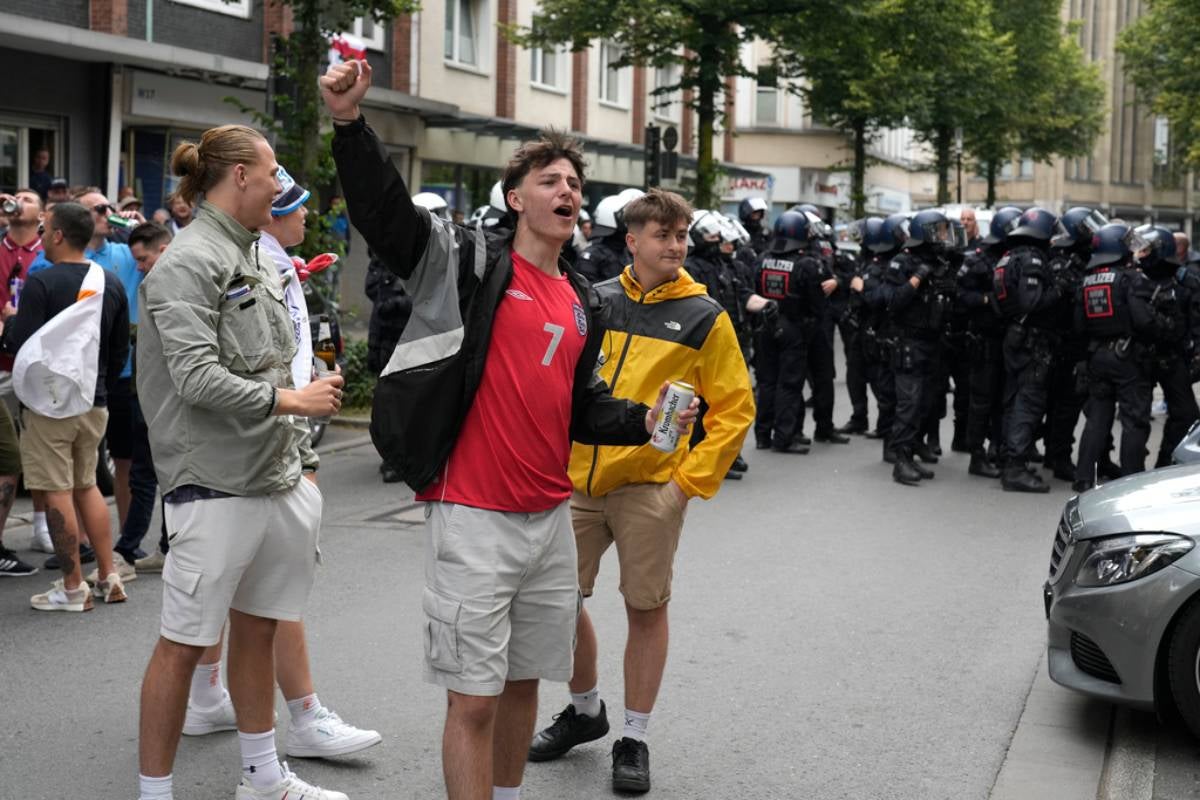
[320,60,373,121]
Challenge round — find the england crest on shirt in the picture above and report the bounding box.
[572,303,588,336]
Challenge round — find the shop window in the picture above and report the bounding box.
[171,0,252,18]
[599,41,628,107]
[0,118,60,199]
[531,47,565,91]
[350,16,386,52]
[445,0,484,68]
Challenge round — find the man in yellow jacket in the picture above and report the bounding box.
[529,188,755,793]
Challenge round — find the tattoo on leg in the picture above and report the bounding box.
[47,508,75,576]
[0,481,16,511]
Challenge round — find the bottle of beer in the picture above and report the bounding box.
[314,315,337,375]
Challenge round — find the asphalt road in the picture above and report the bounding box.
[0,397,1192,799]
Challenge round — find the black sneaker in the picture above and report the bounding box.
[0,546,37,577]
[729,455,749,473]
[612,737,651,793]
[44,543,95,571]
[529,703,610,762]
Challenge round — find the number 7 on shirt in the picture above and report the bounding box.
[541,322,564,366]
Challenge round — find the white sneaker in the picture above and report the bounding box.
[286,707,383,758]
[31,579,93,612]
[31,526,54,554]
[85,555,136,586]
[182,690,237,736]
[135,550,166,572]
[234,762,348,800]
[90,572,128,604]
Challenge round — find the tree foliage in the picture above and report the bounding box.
[1118,0,1200,169]
[506,0,805,207]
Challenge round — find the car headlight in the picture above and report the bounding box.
[1075,533,1195,587]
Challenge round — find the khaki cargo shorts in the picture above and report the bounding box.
[21,407,108,491]
[572,482,688,611]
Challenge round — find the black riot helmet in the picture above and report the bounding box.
[1009,207,1065,242]
[852,217,884,251]
[1087,223,1150,269]
[1135,225,1182,269]
[983,206,1022,246]
[1053,207,1109,249]
[870,213,910,255]
[903,209,962,252]
[738,197,769,227]
[771,210,814,254]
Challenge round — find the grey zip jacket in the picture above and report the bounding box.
[137,201,317,495]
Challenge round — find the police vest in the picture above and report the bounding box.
[758,255,811,320]
[1081,267,1132,339]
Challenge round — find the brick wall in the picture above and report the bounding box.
[90,0,128,35]
[261,0,293,64]
[631,65,646,145]
[571,50,588,134]
[391,15,412,94]
[494,0,516,118]
[5,0,89,28]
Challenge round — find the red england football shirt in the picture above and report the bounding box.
[416,251,589,512]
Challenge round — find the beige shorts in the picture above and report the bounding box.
[20,407,108,491]
[573,482,688,611]
[423,501,580,696]
[159,478,323,647]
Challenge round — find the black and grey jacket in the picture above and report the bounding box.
[332,117,651,492]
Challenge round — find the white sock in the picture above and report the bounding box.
[286,693,323,729]
[33,511,47,535]
[238,729,284,790]
[623,709,651,742]
[189,662,225,709]
[493,786,521,800]
[570,686,602,719]
[138,773,173,800]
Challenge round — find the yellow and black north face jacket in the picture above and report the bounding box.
[569,267,755,500]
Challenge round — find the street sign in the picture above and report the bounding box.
[662,125,678,152]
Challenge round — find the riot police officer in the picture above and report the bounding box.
[993,207,1066,493]
[1137,225,1199,467]
[578,188,643,283]
[956,206,1022,478]
[832,224,871,435]
[885,210,959,486]
[739,196,772,256]
[861,214,907,461]
[1040,207,1109,482]
[753,211,837,452]
[1074,225,1170,491]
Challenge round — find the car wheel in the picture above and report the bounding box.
[1167,598,1200,740]
[95,437,115,497]
[309,419,326,449]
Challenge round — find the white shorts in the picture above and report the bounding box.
[423,501,580,696]
[160,478,323,647]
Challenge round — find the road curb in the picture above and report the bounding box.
[330,415,370,429]
[318,434,375,455]
[989,655,1115,800]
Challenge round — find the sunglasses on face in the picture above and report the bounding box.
[92,204,113,215]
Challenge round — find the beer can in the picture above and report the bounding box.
[650,380,695,453]
[107,213,135,229]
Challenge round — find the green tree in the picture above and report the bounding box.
[1118,0,1200,168]
[506,0,805,207]
[773,0,911,217]
[968,0,1104,207]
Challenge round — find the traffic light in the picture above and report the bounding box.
[644,124,661,190]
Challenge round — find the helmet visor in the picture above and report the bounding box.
[1125,228,1151,260]
[1078,209,1108,236]
[919,219,957,249]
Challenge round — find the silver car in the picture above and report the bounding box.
[1044,462,1200,736]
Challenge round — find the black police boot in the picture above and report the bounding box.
[1027,445,1044,464]
[951,425,969,454]
[1002,463,1050,493]
[612,737,651,793]
[815,428,851,444]
[381,462,403,484]
[910,459,935,480]
[913,443,939,464]
[730,454,749,473]
[837,417,869,435]
[1071,480,1094,494]
[529,703,610,762]
[968,451,1001,479]
[773,439,810,454]
[755,439,772,451]
[796,432,813,446]
[893,454,923,486]
[927,430,942,457]
[865,428,885,440]
[1046,460,1076,482]
[882,442,897,464]
[723,469,743,480]
[1097,458,1122,480]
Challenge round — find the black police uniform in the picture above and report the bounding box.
[994,241,1061,479]
[577,234,630,284]
[1143,261,1200,467]
[860,250,898,454]
[928,246,971,453]
[830,246,870,430]
[885,248,954,465]
[1041,248,1090,478]
[799,237,844,442]
[956,244,1005,474]
[753,247,834,450]
[1075,265,1166,483]
[747,223,773,258]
